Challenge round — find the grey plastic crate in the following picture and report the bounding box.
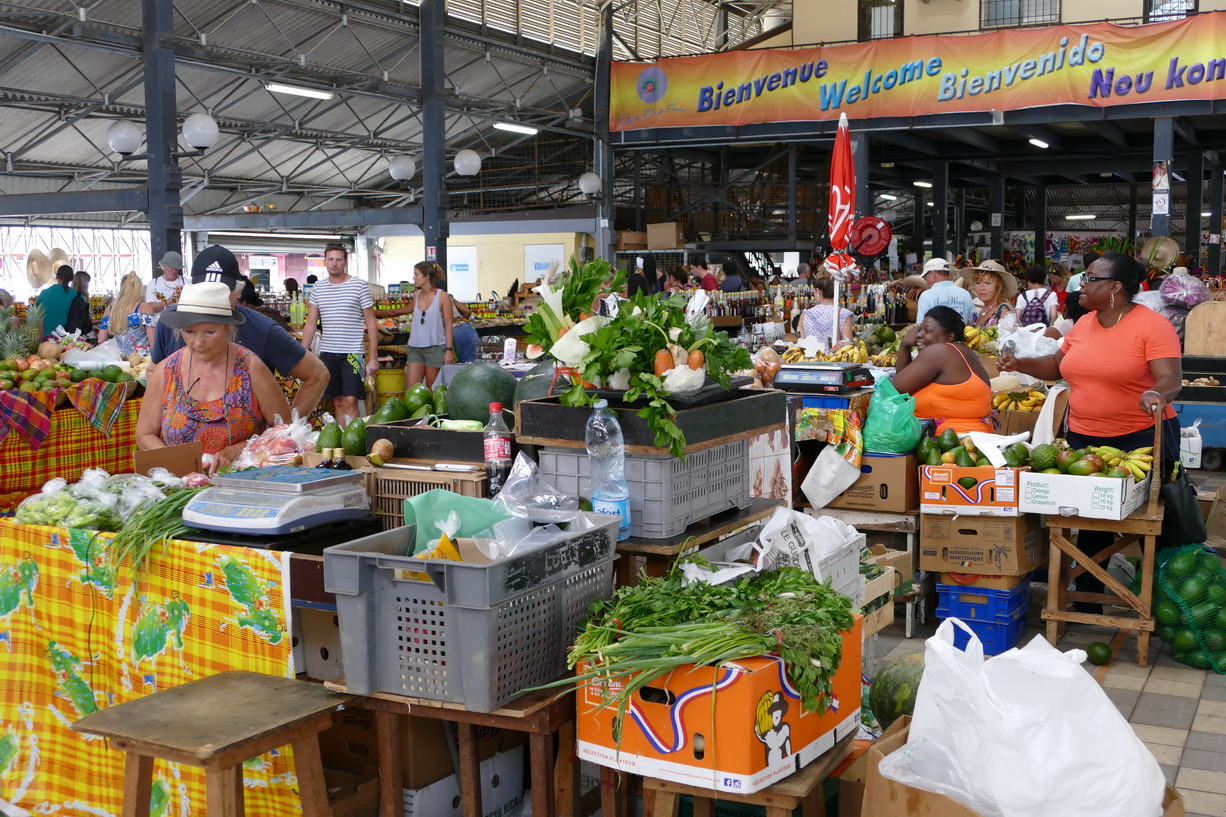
[323,513,617,712]
[536,439,751,539]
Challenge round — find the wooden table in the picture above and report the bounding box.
[615,498,782,586]
[326,680,582,817]
[642,732,855,817]
[1042,420,1165,666]
[807,506,925,637]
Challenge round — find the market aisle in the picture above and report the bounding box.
[876,603,1225,817]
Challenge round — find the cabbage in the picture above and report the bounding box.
[1159,271,1211,310]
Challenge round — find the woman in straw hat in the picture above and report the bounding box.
[970,259,1018,329]
[136,281,291,474]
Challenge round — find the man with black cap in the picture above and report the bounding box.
[151,246,329,418]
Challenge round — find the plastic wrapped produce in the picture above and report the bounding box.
[1160,270,1211,310]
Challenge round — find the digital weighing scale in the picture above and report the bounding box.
[182,466,371,536]
[773,362,873,393]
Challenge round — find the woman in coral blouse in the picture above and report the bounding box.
[892,306,994,435]
[1000,252,1182,611]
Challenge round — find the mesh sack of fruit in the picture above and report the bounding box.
[1148,545,1226,672]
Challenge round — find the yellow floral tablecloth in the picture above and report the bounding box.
[0,519,299,815]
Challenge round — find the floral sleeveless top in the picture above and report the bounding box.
[161,346,266,455]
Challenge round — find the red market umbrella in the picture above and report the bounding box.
[824,112,858,347]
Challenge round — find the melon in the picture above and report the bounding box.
[869,651,925,730]
[513,360,570,406]
[447,362,518,422]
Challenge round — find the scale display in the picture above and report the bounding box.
[774,362,872,393]
[183,479,370,535]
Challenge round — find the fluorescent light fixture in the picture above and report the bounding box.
[1028,137,1050,149]
[493,121,539,136]
[879,193,898,201]
[1203,211,1214,217]
[266,82,334,100]
[926,201,934,207]
[208,231,345,240]
[1065,214,1096,221]
[913,181,933,188]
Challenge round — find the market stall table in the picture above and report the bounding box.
[323,679,583,817]
[0,396,141,498]
[0,518,297,815]
[615,497,781,587]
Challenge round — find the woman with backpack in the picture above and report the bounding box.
[1016,264,1058,326]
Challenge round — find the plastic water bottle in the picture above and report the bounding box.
[484,402,513,498]
[585,399,631,541]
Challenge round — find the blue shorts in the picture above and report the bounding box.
[320,351,365,398]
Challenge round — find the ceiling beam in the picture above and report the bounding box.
[0,188,149,216]
[184,205,423,230]
[1082,120,1130,148]
[943,128,1000,153]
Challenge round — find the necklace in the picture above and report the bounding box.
[1105,305,1132,329]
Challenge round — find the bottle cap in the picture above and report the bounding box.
[593,399,608,409]
[489,402,503,412]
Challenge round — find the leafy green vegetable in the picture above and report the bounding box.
[545,563,854,727]
[523,256,626,356]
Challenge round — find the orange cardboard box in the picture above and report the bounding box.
[576,617,862,794]
[920,465,1021,517]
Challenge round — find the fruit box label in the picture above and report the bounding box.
[919,466,1021,517]
[576,619,863,794]
[1018,471,1149,521]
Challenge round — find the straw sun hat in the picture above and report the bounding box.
[159,282,246,330]
[973,259,1019,301]
[25,249,52,288]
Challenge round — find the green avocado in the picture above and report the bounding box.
[342,417,368,456]
[955,452,977,468]
[957,476,978,489]
[925,448,943,466]
[316,421,342,453]
[937,428,961,453]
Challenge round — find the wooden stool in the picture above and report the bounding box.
[643,733,854,817]
[1043,421,1165,666]
[72,670,353,817]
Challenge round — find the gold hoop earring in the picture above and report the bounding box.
[1110,293,1115,309]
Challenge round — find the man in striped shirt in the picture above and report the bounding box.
[301,243,379,425]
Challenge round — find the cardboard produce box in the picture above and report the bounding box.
[862,567,896,638]
[647,221,685,250]
[920,465,1021,517]
[320,706,526,789]
[404,745,524,817]
[867,545,913,596]
[577,617,863,795]
[826,454,918,513]
[863,717,1185,817]
[325,765,380,817]
[1019,469,1150,521]
[616,230,648,250]
[920,514,1045,575]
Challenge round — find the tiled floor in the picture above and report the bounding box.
[876,601,1226,817]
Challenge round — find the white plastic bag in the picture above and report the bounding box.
[998,324,1061,360]
[755,506,859,582]
[880,619,1165,817]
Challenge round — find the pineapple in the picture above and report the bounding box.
[0,302,42,360]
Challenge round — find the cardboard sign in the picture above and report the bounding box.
[920,514,1044,576]
[827,454,918,513]
[577,617,862,795]
[132,441,203,478]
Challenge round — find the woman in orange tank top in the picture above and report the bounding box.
[891,306,994,435]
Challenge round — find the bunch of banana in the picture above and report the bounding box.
[781,346,831,363]
[1088,445,1154,482]
[992,390,1046,412]
[870,352,898,367]
[830,342,869,364]
[964,326,986,351]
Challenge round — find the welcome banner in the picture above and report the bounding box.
[610,14,1226,132]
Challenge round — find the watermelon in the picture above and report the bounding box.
[513,360,570,406]
[869,652,924,730]
[447,362,517,422]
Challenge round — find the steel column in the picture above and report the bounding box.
[1034,183,1047,265]
[1129,183,1140,247]
[932,163,948,259]
[787,143,797,244]
[954,188,965,261]
[990,175,1005,259]
[142,0,183,272]
[853,132,872,217]
[1209,164,1223,276]
[593,5,614,261]
[1152,118,1174,238]
[1184,149,1205,263]
[912,189,925,260]
[420,0,448,276]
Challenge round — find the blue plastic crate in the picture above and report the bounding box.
[940,608,1028,656]
[800,393,856,409]
[935,579,1030,623]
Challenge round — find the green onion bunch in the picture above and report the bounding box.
[109,488,205,578]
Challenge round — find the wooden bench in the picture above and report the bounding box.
[72,670,352,817]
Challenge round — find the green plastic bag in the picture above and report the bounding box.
[862,379,922,454]
[402,489,511,555]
